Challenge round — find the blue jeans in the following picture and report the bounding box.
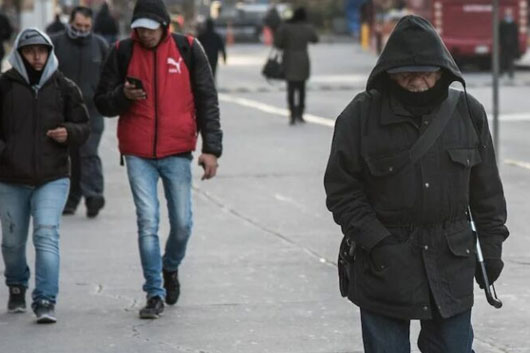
[360,308,474,353]
[0,178,69,304]
[125,155,193,299]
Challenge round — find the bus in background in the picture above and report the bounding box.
[375,0,528,64]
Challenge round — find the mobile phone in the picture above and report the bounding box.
[126,76,144,90]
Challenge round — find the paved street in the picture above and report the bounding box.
[1,42,530,353]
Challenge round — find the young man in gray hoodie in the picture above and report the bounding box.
[0,28,89,323]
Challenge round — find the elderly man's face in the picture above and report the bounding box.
[389,71,442,92]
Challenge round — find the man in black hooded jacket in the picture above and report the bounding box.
[324,15,508,353]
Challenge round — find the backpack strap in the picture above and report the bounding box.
[171,33,194,73]
[116,38,134,80]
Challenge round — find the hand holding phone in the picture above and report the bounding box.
[124,76,147,100]
[126,76,144,90]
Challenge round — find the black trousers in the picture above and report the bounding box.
[287,80,306,113]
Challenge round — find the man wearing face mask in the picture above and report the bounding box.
[51,6,109,218]
[324,15,509,352]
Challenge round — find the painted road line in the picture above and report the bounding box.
[219,93,335,127]
[505,159,530,170]
[219,93,530,126]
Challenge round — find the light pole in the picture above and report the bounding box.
[492,0,500,157]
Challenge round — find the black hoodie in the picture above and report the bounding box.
[366,15,463,91]
[131,0,170,28]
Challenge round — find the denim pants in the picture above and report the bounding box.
[360,308,474,353]
[125,155,193,299]
[0,178,69,304]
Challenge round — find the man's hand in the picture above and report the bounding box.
[198,153,218,180]
[475,258,504,289]
[46,127,68,143]
[123,81,147,101]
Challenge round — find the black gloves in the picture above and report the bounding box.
[475,258,504,288]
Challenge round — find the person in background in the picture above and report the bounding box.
[499,7,519,79]
[274,7,318,125]
[0,9,13,68]
[51,6,109,218]
[46,13,66,35]
[263,3,282,41]
[94,2,119,45]
[324,15,509,353]
[95,0,222,320]
[0,28,89,323]
[198,18,226,79]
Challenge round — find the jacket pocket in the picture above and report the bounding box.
[364,152,416,210]
[442,225,476,299]
[446,147,482,204]
[357,240,423,305]
[447,148,482,168]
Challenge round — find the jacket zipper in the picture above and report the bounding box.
[153,50,159,158]
[32,87,39,182]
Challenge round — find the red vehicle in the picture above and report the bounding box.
[407,0,528,61]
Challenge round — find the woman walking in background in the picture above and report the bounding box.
[274,7,318,125]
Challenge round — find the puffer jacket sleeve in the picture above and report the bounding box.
[94,44,132,117]
[60,76,90,146]
[324,92,391,251]
[190,38,223,157]
[467,94,509,259]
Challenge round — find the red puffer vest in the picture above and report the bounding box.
[118,30,196,158]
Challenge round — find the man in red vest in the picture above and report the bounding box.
[95,0,222,319]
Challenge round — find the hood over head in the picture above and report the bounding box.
[367,15,464,91]
[131,0,170,29]
[8,28,59,90]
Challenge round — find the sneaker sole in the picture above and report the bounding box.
[8,307,27,313]
[139,312,162,319]
[36,314,57,324]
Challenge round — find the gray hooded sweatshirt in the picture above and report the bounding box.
[8,27,59,92]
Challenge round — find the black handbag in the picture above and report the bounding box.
[262,48,285,80]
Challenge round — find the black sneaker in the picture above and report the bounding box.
[7,285,26,313]
[139,296,164,319]
[32,300,56,324]
[86,196,105,218]
[62,205,76,215]
[163,269,180,305]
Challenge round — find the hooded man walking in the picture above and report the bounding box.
[324,15,509,352]
[0,28,89,323]
[95,0,222,319]
[52,6,109,218]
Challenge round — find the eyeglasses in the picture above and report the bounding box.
[389,71,439,80]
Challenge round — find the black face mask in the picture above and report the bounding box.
[389,73,449,115]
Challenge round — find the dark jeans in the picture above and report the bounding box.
[287,80,306,113]
[360,308,474,353]
[66,115,104,208]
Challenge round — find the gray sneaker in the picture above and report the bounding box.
[32,300,56,324]
[7,285,26,313]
